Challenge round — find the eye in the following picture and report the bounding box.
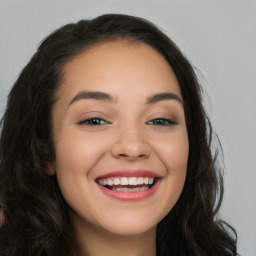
[78,118,109,126]
[146,118,177,126]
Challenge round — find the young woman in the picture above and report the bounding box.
[0,14,238,256]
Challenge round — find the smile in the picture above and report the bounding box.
[95,170,162,201]
[97,177,156,191]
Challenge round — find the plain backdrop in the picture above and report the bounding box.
[0,1,255,255]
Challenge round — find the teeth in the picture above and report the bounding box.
[98,179,105,186]
[113,178,120,185]
[149,177,154,185]
[107,178,113,186]
[137,177,144,185]
[120,177,128,185]
[97,176,156,187]
[128,177,137,185]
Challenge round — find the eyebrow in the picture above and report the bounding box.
[68,90,183,107]
[146,92,183,104]
[68,91,115,106]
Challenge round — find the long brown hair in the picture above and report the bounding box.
[0,14,237,256]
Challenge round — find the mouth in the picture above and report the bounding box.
[95,170,162,201]
[96,176,159,192]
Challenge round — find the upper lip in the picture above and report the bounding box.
[95,169,162,180]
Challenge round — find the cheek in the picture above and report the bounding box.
[165,133,189,188]
[53,132,107,216]
[157,130,189,171]
[155,131,189,211]
[54,130,106,173]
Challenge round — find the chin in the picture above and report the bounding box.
[104,222,157,237]
[96,212,160,237]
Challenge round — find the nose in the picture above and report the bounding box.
[111,128,151,161]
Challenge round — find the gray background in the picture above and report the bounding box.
[0,0,255,255]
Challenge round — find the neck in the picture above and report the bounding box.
[71,215,157,256]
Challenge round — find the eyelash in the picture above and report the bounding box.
[78,117,177,126]
[146,118,177,126]
[78,118,109,126]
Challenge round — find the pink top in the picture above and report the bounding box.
[0,208,5,227]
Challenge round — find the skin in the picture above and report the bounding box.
[50,39,189,256]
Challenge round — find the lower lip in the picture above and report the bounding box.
[96,180,161,202]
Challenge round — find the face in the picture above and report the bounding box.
[51,40,189,237]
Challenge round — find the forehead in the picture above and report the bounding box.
[58,39,181,101]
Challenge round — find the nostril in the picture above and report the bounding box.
[111,138,152,160]
[117,153,149,161]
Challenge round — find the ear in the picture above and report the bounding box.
[46,161,56,176]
